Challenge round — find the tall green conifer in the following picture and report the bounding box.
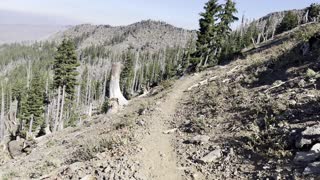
[193,0,222,68]
[53,39,80,101]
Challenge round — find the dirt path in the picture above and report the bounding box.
[135,74,203,180]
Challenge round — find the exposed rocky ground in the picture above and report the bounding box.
[173,23,320,179]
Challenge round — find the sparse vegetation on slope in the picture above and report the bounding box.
[173,22,320,179]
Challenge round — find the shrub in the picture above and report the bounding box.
[294,23,320,42]
[160,79,174,89]
[306,68,317,78]
[276,12,299,34]
[101,99,110,114]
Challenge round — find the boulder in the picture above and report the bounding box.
[311,143,320,153]
[198,148,222,163]
[304,162,320,175]
[8,139,25,158]
[294,151,320,164]
[302,125,320,136]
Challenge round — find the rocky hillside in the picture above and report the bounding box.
[248,8,307,34]
[173,23,320,179]
[50,20,195,52]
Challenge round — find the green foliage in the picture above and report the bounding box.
[294,23,320,42]
[276,11,299,34]
[306,68,318,78]
[217,0,239,38]
[53,39,80,101]
[308,3,320,21]
[27,74,45,131]
[101,99,110,114]
[66,107,80,127]
[192,0,238,69]
[18,74,45,133]
[120,52,134,99]
[193,0,222,67]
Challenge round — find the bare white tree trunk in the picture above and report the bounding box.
[251,38,257,48]
[88,103,93,117]
[271,26,276,39]
[58,85,66,131]
[304,10,309,23]
[0,85,5,142]
[102,73,108,104]
[53,86,61,132]
[26,60,32,89]
[28,115,34,139]
[109,62,128,112]
[131,52,139,95]
[45,104,52,135]
[257,33,261,44]
[85,69,91,106]
[44,78,51,134]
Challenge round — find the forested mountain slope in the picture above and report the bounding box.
[0,20,196,156]
[50,20,195,52]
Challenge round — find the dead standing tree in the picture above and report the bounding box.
[108,62,128,114]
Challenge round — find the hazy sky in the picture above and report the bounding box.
[0,0,317,29]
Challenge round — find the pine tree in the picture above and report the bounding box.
[217,0,239,63]
[120,52,134,99]
[27,74,45,132]
[217,0,238,44]
[219,0,238,33]
[53,39,80,101]
[193,0,222,68]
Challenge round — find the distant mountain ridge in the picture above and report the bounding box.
[0,9,79,44]
[0,24,69,45]
[50,20,196,52]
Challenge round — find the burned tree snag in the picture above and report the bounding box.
[108,62,128,113]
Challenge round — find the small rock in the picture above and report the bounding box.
[191,173,199,180]
[134,171,147,180]
[81,175,97,180]
[138,108,147,115]
[163,128,177,134]
[198,147,222,163]
[295,137,312,148]
[263,164,271,170]
[304,161,320,175]
[137,120,145,126]
[298,79,306,87]
[186,135,210,145]
[289,100,297,106]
